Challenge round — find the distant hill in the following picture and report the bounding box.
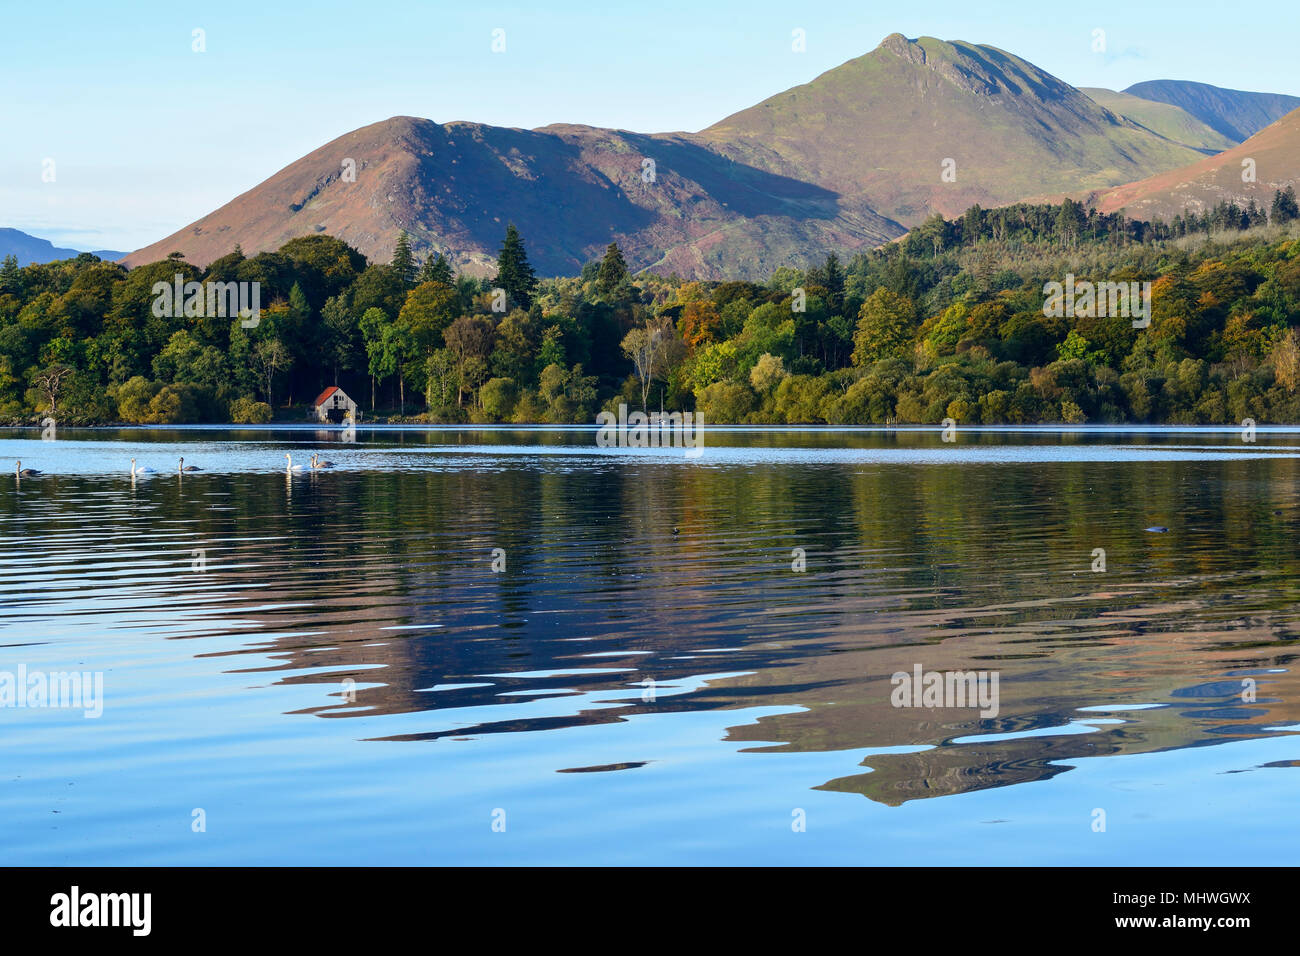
[698,34,1209,226]
[0,228,124,266]
[123,34,1215,279]
[1089,107,1300,220]
[1080,88,1236,154]
[1123,80,1300,143]
[121,117,901,280]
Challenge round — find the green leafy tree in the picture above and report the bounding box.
[399,281,461,355]
[321,295,357,383]
[852,289,916,366]
[359,307,390,409]
[444,314,495,406]
[425,349,458,411]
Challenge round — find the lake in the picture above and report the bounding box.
[2,425,1298,865]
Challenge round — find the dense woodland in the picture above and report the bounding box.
[4,188,1300,427]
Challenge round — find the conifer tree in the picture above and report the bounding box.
[494,224,537,309]
[391,230,416,284]
[823,252,845,312]
[1271,186,1299,225]
[0,254,19,295]
[418,252,454,286]
[597,242,629,293]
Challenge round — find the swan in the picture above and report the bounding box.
[285,453,306,472]
[311,454,334,469]
[178,457,201,472]
[130,458,155,475]
[15,460,41,477]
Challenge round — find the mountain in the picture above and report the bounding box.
[122,117,900,279]
[698,34,1209,225]
[124,34,1213,279]
[1089,107,1300,219]
[1080,88,1236,154]
[0,228,124,266]
[1123,80,1300,143]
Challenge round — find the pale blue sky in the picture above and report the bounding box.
[4,0,1297,251]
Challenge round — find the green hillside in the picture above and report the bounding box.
[1080,88,1237,154]
[700,34,1210,226]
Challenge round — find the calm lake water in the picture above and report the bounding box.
[2,425,1298,865]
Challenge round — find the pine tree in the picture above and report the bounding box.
[494,224,537,310]
[1271,186,1299,225]
[823,252,845,312]
[0,254,19,295]
[289,282,311,322]
[597,242,629,293]
[391,230,416,284]
[418,252,454,286]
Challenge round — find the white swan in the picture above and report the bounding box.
[130,458,155,475]
[285,453,306,472]
[15,460,41,477]
[311,453,334,469]
[178,457,201,472]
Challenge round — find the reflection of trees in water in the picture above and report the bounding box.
[55,445,1300,805]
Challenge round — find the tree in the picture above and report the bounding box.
[288,282,311,322]
[680,300,723,349]
[444,315,495,405]
[1056,198,1084,248]
[852,289,917,366]
[538,325,566,372]
[1271,328,1300,392]
[822,253,845,313]
[1271,187,1299,225]
[29,364,73,415]
[494,224,537,310]
[749,353,787,392]
[359,307,417,412]
[253,338,291,408]
[479,377,517,420]
[597,242,629,294]
[391,230,416,284]
[321,295,357,383]
[620,317,674,410]
[359,307,390,408]
[417,253,454,286]
[0,255,20,296]
[399,281,460,354]
[425,349,457,410]
[490,309,539,383]
[351,264,408,319]
[381,318,417,413]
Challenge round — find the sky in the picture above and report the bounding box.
[4,0,1298,252]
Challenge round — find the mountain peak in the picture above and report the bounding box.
[877,32,926,63]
